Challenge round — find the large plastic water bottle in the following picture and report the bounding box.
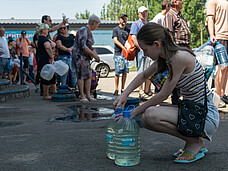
[119,57,125,70]
[114,106,140,166]
[201,42,214,68]
[106,107,122,160]
[214,42,228,67]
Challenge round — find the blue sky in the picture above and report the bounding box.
[0,0,110,19]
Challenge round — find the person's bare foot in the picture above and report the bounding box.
[87,96,97,101]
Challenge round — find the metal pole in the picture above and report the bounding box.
[200,22,203,46]
[20,52,23,85]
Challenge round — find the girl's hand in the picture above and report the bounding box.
[113,94,128,111]
[114,113,123,122]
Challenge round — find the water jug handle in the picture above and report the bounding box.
[125,105,135,113]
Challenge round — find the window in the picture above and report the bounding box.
[94,47,113,55]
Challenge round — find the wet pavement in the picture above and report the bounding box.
[49,105,114,122]
[0,71,228,170]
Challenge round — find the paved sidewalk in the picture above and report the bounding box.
[0,72,227,170]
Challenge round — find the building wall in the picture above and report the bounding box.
[1,19,133,48]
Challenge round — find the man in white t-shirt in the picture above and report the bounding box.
[150,0,171,25]
[0,27,12,82]
[207,0,228,107]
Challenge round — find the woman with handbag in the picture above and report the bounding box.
[113,22,219,163]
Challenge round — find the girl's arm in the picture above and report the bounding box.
[131,51,191,118]
[114,61,157,110]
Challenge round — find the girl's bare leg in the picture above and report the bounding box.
[140,106,205,160]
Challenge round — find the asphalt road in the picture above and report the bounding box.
[0,72,227,170]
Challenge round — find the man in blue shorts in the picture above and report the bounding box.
[0,27,12,82]
[112,14,130,96]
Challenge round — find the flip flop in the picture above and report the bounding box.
[145,91,153,96]
[80,98,89,102]
[173,147,208,157]
[174,150,205,163]
[139,92,147,100]
[88,97,97,101]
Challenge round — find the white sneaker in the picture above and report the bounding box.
[218,100,226,108]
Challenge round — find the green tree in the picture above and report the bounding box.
[100,0,163,21]
[101,0,207,48]
[75,10,91,19]
[181,0,207,48]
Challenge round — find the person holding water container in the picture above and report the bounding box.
[113,22,219,163]
[207,0,228,107]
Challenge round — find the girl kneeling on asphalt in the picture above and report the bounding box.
[113,22,219,163]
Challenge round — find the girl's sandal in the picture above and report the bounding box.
[173,147,208,157]
[174,150,205,163]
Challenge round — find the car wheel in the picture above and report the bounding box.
[96,63,110,77]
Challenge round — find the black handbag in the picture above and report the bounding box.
[177,79,208,137]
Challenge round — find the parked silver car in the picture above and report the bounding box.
[91,45,115,77]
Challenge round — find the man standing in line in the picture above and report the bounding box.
[164,0,191,48]
[131,6,152,99]
[150,0,171,25]
[112,14,130,96]
[207,0,228,107]
[163,0,191,105]
[147,0,171,94]
[33,15,68,50]
[41,15,68,38]
[0,27,12,83]
[16,30,31,84]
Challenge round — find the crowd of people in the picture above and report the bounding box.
[0,14,101,101]
[0,0,227,164]
[0,0,227,104]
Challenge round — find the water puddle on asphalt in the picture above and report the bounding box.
[49,105,114,122]
[219,111,228,120]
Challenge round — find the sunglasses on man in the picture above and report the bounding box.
[60,27,67,30]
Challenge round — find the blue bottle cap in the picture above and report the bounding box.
[123,111,131,117]
[215,41,220,45]
[115,107,122,114]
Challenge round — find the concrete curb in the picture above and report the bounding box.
[0,79,30,103]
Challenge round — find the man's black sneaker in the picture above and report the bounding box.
[113,90,118,96]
